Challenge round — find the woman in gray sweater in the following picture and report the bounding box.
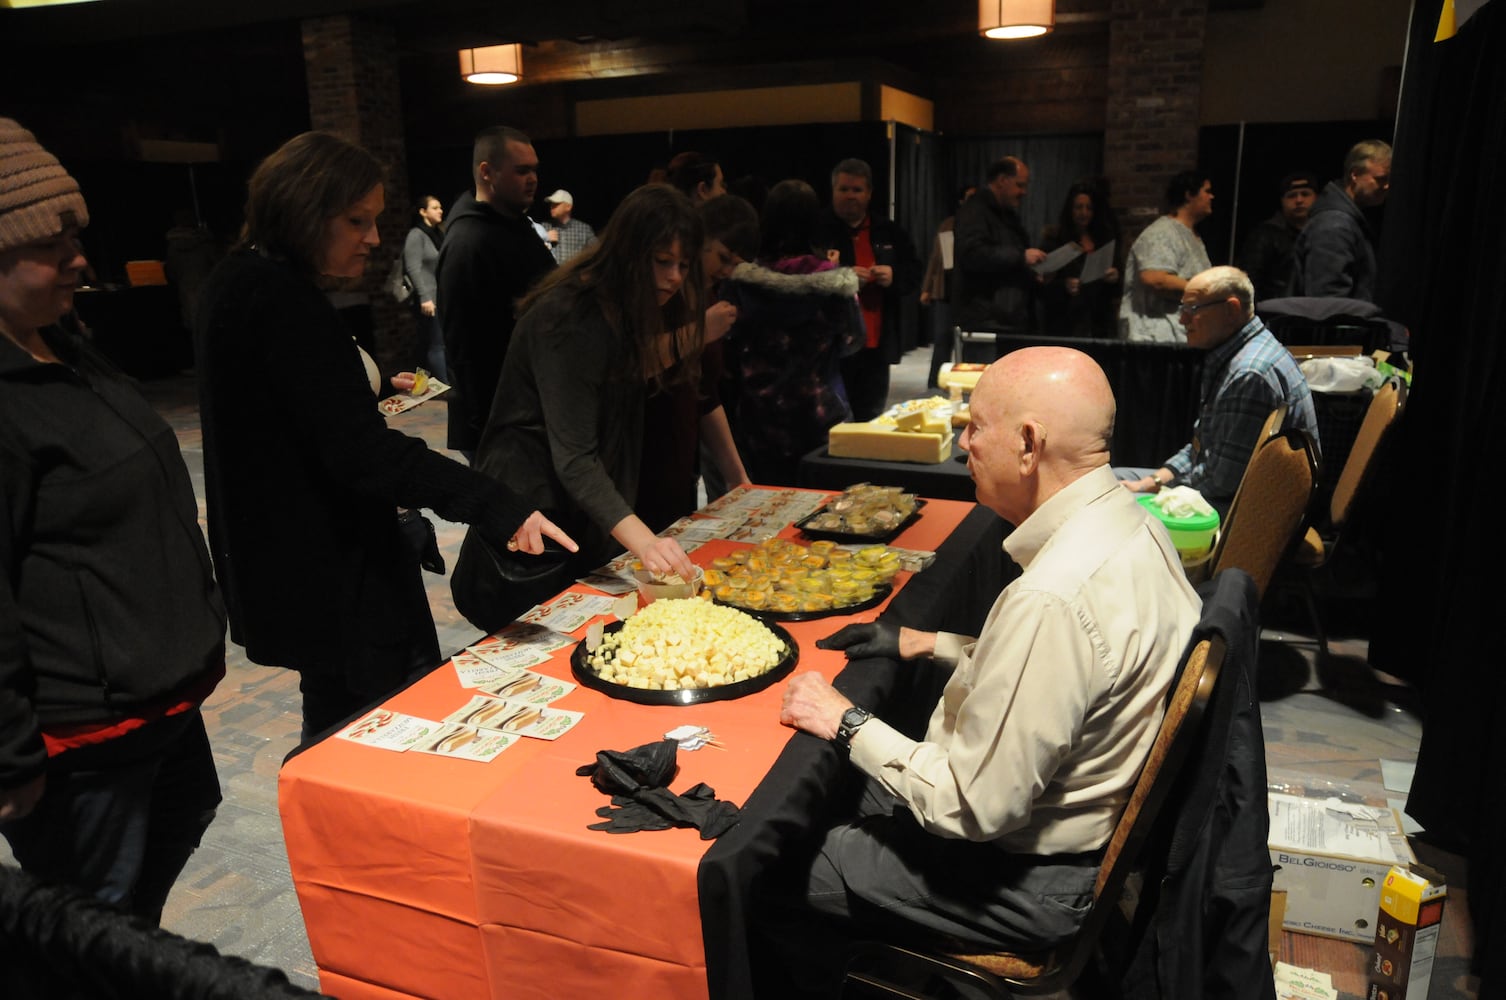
[403,194,446,378]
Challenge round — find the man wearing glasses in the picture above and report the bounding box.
[1117,266,1320,515]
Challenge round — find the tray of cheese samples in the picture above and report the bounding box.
[793,483,924,544]
[572,599,797,705]
[705,534,901,621]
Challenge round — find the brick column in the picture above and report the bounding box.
[1104,0,1207,240]
[302,14,416,373]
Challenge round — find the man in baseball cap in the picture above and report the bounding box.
[543,188,596,264]
[1235,169,1317,302]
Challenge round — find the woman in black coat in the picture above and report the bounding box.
[195,131,574,739]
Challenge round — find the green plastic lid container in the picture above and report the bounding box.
[1137,495,1220,562]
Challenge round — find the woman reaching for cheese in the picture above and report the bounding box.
[455,184,705,631]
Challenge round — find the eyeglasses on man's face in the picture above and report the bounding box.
[1178,298,1224,318]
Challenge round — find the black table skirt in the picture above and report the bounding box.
[960,331,1205,470]
[697,504,1018,999]
[798,441,978,502]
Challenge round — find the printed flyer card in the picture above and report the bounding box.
[521,591,615,634]
[473,668,577,705]
[336,709,440,752]
[411,723,516,761]
[443,696,584,740]
[466,623,571,671]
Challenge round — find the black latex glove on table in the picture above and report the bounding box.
[577,740,740,839]
[816,621,902,660]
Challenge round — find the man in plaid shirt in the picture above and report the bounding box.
[1118,266,1320,515]
[543,189,597,264]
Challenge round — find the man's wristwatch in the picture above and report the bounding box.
[833,706,872,751]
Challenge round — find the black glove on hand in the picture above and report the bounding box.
[815,621,902,661]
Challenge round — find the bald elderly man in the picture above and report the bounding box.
[773,348,1202,979]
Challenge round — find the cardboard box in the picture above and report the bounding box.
[1366,864,1447,1000]
[1268,793,1414,943]
[1269,889,1288,968]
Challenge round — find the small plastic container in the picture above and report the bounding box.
[1137,496,1220,565]
[633,566,704,604]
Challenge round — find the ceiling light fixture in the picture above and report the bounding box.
[459,44,523,85]
[978,0,1054,39]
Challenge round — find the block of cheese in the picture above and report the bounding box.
[887,409,949,436]
[938,362,987,392]
[828,421,952,463]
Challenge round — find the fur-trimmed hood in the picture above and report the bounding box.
[728,260,860,297]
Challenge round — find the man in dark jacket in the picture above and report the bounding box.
[1292,140,1392,302]
[1235,170,1317,302]
[819,158,921,420]
[953,156,1047,352]
[437,126,557,455]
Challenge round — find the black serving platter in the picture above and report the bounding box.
[794,498,927,544]
[571,619,798,705]
[713,583,892,623]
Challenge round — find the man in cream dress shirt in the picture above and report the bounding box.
[779,347,1202,971]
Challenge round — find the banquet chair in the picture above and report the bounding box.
[1255,402,1287,449]
[842,627,1228,998]
[1277,374,1407,656]
[1207,423,1320,599]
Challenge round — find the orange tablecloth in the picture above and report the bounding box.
[279,491,974,1000]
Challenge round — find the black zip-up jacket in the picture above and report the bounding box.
[436,192,557,452]
[1,322,226,790]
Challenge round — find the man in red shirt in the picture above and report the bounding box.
[820,158,921,421]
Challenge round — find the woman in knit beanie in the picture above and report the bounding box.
[0,118,229,926]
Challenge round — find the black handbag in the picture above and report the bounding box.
[451,526,579,633]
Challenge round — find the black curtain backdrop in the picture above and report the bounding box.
[1368,1,1506,994]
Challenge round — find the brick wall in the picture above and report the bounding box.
[1104,0,1207,240]
[302,15,417,373]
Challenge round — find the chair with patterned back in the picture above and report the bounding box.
[1279,375,1407,655]
[842,627,1228,997]
[1207,424,1320,598]
[1255,403,1287,449]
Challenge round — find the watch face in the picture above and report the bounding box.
[842,707,869,729]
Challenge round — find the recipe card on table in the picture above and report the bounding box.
[464,623,574,672]
[443,696,584,740]
[521,591,616,634]
[336,709,443,752]
[411,723,517,761]
[471,668,576,705]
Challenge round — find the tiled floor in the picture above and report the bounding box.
[2,343,1477,998]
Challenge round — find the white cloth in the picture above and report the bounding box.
[1119,215,1210,343]
[849,465,1203,854]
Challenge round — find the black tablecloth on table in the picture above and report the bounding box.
[697,504,1018,1000]
[798,441,977,501]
